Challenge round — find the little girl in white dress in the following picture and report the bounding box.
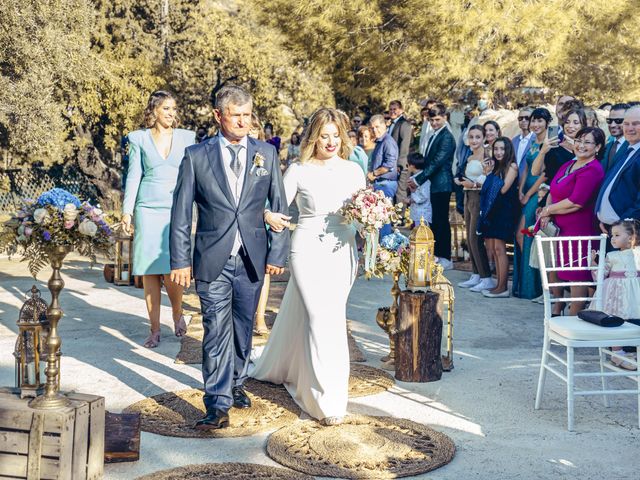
[595,219,640,370]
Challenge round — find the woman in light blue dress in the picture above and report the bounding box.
[512,108,551,299]
[123,91,196,348]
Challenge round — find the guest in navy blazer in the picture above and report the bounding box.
[601,103,629,174]
[596,106,640,231]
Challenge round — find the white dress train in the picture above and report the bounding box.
[250,157,365,420]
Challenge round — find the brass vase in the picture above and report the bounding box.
[377,270,401,371]
[30,245,72,409]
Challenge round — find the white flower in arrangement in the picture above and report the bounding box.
[78,219,98,236]
[63,203,79,221]
[33,208,49,224]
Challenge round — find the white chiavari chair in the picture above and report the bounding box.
[534,233,640,430]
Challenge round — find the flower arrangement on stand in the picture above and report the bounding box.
[0,188,114,277]
[340,187,401,277]
[0,187,114,409]
[371,230,410,370]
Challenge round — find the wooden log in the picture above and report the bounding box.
[104,412,141,463]
[395,290,443,382]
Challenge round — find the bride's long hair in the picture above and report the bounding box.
[299,108,353,163]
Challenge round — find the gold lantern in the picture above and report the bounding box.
[13,286,49,398]
[407,217,436,291]
[114,233,134,286]
[430,264,455,371]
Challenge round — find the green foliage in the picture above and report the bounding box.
[166,3,334,133]
[249,0,640,110]
[1,0,638,208]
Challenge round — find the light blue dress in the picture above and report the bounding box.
[348,145,369,175]
[123,128,196,275]
[512,141,542,299]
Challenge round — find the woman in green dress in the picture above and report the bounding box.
[123,91,196,348]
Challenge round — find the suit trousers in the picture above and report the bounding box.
[196,249,264,412]
[431,191,452,260]
[463,190,490,277]
[395,168,410,210]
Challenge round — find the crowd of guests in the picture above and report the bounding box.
[121,89,640,370]
[339,96,640,368]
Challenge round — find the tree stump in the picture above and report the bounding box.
[395,290,443,382]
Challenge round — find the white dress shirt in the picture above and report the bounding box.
[219,133,248,254]
[598,143,640,225]
[419,121,433,156]
[425,126,445,157]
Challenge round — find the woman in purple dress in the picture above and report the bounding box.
[538,127,606,315]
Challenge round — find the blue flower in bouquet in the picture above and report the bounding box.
[37,188,81,210]
[42,230,51,241]
[380,230,409,252]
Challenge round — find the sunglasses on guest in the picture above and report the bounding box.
[606,118,624,125]
[518,116,530,121]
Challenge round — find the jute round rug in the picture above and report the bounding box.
[123,379,301,438]
[267,415,455,479]
[135,463,313,480]
[348,363,395,397]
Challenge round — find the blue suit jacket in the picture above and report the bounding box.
[512,133,534,179]
[170,135,290,282]
[600,138,628,174]
[595,145,640,222]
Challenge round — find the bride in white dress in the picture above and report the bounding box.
[251,108,365,425]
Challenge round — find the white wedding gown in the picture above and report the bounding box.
[251,157,365,420]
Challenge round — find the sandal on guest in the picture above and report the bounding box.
[143,330,161,348]
[174,315,190,337]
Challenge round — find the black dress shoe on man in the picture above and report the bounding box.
[232,386,251,409]
[194,408,229,430]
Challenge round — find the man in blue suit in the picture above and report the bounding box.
[596,105,640,232]
[170,85,290,430]
[601,103,629,174]
[512,107,534,178]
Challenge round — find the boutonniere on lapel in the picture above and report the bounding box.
[251,152,269,177]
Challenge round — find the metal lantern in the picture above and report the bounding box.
[14,286,49,398]
[407,217,436,291]
[430,264,456,371]
[114,233,134,286]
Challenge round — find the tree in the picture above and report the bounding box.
[248,0,640,112]
[166,3,334,135]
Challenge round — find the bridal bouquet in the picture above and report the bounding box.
[340,187,401,275]
[0,188,115,277]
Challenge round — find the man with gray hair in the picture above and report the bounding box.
[368,114,399,237]
[596,104,640,230]
[170,85,290,430]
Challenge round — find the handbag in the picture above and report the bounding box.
[577,310,624,327]
[533,217,560,237]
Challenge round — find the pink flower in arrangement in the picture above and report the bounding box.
[64,220,75,229]
[24,227,33,237]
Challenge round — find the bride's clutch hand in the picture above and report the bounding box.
[264,210,292,232]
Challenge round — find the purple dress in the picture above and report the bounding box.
[550,159,604,281]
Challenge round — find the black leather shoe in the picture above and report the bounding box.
[194,408,229,430]
[232,386,251,409]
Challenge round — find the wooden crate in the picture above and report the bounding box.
[0,388,104,480]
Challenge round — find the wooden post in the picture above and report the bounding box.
[395,290,443,382]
